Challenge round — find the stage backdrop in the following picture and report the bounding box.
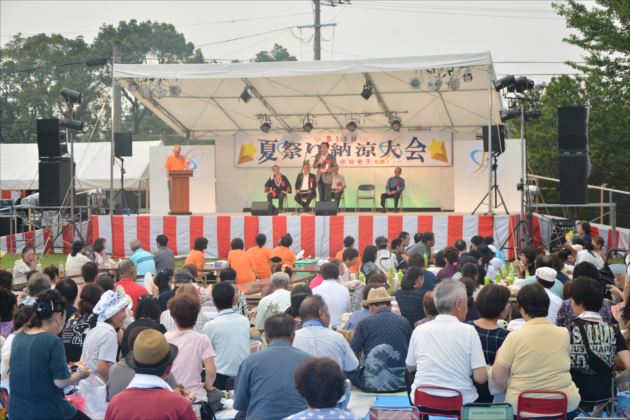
[149,145,216,215]
[234,131,453,168]
[453,139,522,213]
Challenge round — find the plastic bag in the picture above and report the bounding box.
[78,374,108,419]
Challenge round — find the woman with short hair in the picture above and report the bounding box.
[121,294,166,357]
[285,357,353,420]
[65,240,92,278]
[492,284,580,414]
[61,283,104,362]
[12,246,37,285]
[165,293,217,402]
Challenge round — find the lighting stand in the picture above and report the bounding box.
[472,153,509,215]
[112,156,130,212]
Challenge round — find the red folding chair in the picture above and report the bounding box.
[517,390,568,420]
[413,385,463,419]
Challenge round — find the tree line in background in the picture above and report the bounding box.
[0,1,628,225]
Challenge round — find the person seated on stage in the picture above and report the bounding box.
[380,167,405,212]
[264,165,292,212]
[334,236,361,275]
[270,234,296,268]
[184,236,208,270]
[331,167,346,208]
[294,162,317,212]
[247,233,272,280]
[129,239,156,281]
[227,238,256,284]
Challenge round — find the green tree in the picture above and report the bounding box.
[253,44,297,62]
[0,34,101,142]
[91,20,205,135]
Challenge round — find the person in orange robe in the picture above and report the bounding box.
[247,233,272,280]
[270,234,296,268]
[227,238,256,284]
[334,236,361,275]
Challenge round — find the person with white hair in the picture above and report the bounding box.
[406,279,487,404]
[254,272,291,331]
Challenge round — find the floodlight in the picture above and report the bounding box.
[410,77,421,89]
[303,115,314,132]
[388,114,402,131]
[500,109,520,122]
[508,76,535,93]
[448,76,460,91]
[61,117,84,131]
[259,115,271,133]
[346,120,358,132]
[140,85,152,99]
[524,109,540,120]
[169,85,181,97]
[428,76,442,91]
[463,70,473,82]
[360,81,373,100]
[493,75,515,91]
[60,88,81,105]
[240,87,252,103]
[152,84,167,98]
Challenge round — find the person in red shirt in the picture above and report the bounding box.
[114,260,149,309]
[247,234,272,280]
[227,238,256,284]
[105,329,196,420]
[270,234,297,268]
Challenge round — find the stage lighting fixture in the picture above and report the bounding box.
[448,76,460,91]
[463,70,473,82]
[428,76,442,91]
[508,76,535,93]
[61,117,84,131]
[303,115,314,133]
[85,57,108,68]
[60,88,81,105]
[360,81,373,100]
[128,82,138,93]
[493,75,515,91]
[240,87,252,103]
[346,120,358,132]
[500,108,520,122]
[152,84,167,98]
[169,85,181,97]
[388,114,402,131]
[524,109,540,120]
[259,115,271,133]
[140,85,152,99]
[409,77,421,89]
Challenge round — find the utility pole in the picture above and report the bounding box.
[110,41,121,215]
[313,0,321,61]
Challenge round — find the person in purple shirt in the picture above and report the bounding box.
[436,248,460,282]
[380,167,405,212]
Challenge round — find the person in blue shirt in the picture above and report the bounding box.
[130,239,156,282]
[234,313,311,419]
[380,167,405,212]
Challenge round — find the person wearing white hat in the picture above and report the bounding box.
[536,267,562,324]
[81,290,129,381]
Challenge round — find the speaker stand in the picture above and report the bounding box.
[112,156,132,213]
[472,153,509,215]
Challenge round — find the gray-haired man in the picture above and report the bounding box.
[254,272,291,331]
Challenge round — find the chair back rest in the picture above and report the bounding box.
[368,406,421,420]
[462,403,514,420]
[414,386,463,416]
[358,184,375,192]
[517,390,567,419]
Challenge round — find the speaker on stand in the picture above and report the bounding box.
[557,106,589,204]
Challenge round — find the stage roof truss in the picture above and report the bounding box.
[114,52,503,139]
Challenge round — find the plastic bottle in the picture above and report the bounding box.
[358,272,366,283]
[36,262,42,272]
[59,262,65,276]
[387,266,394,281]
[495,271,501,284]
[484,275,491,285]
[423,253,429,267]
[508,262,515,276]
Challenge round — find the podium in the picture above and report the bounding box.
[168,170,193,215]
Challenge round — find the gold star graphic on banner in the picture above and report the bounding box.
[427,139,448,163]
[238,142,256,164]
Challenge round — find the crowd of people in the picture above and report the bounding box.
[0,220,629,419]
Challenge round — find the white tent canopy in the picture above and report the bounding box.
[0,141,160,190]
[114,52,504,139]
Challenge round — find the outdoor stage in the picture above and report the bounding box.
[1,212,627,259]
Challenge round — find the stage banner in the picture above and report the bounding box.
[234,131,453,168]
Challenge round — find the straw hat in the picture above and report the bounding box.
[125,329,178,375]
[361,287,393,306]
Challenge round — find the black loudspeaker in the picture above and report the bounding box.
[114,132,133,157]
[39,158,73,206]
[482,125,506,154]
[558,106,588,151]
[315,201,338,216]
[251,201,275,216]
[559,154,588,204]
[37,119,67,158]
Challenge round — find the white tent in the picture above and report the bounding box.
[114,52,504,139]
[0,141,160,190]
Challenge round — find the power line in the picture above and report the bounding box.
[196,26,299,48]
[346,4,564,20]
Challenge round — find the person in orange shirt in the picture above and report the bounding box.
[334,236,361,275]
[164,145,189,211]
[185,237,207,269]
[247,233,272,280]
[270,234,296,268]
[227,238,256,284]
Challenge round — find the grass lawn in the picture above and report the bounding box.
[0,253,193,270]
